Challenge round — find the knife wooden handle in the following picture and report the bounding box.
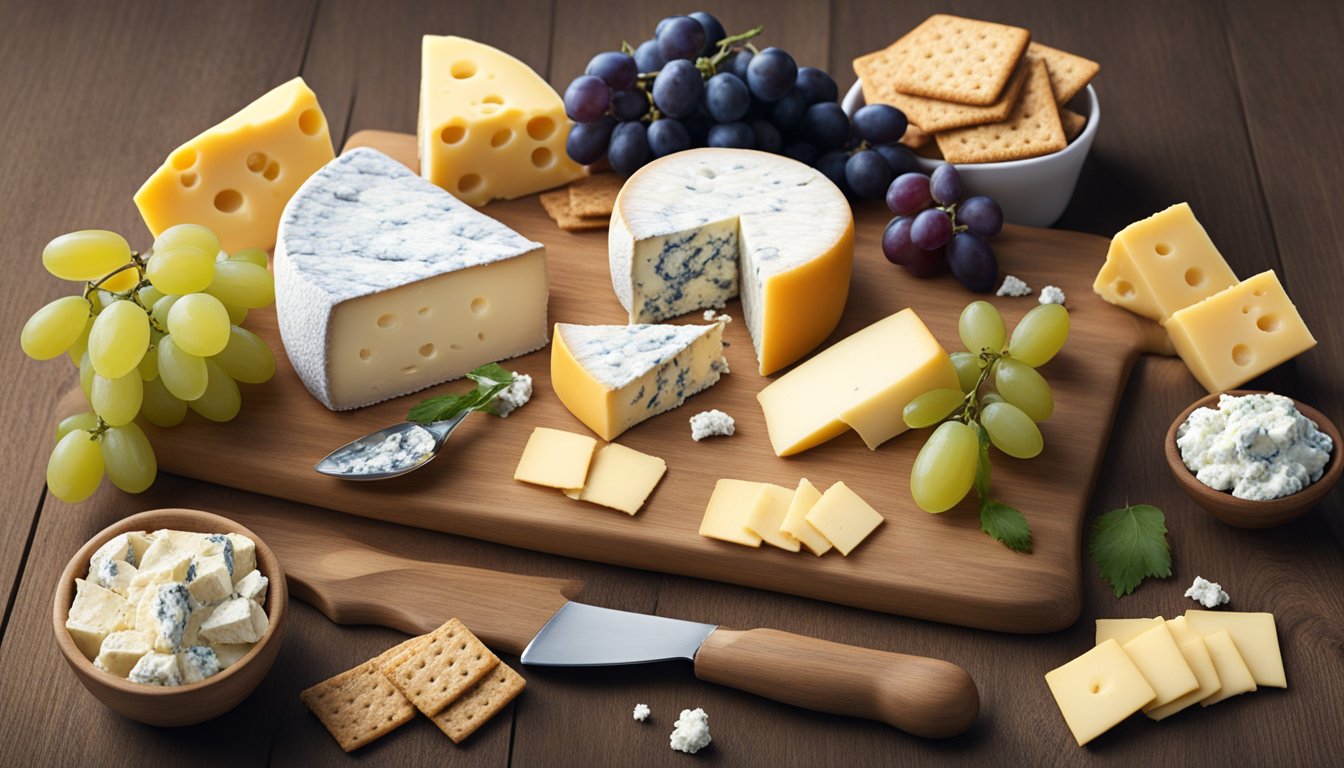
[694,628,978,738]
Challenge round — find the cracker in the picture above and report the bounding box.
[856,48,1028,132]
[1060,107,1087,142]
[380,618,499,717]
[540,190,608,232]
[301,661,417,752]
[887,14,1030,105]
[900,122,933,149]
[430,660,527,743]
[568,173,623,218]
[936,58,1066,164]
[1028,42,1099,104]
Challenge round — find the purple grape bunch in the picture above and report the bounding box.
[882,164,1005,292]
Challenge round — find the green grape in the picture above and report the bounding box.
[56,412,99,442]
[1008,303,1070,368]
[981,391,1005,406]
[101,423,157,493]
[66,319,92,368]
[79,351,94,400]
[154,223,221,261]
[142,376,187,427]
[21,296,92,360]
[145,245,214,295]
[188,360,241,422]
[137,285,165,308]
[213,325,276,384]
[230,248,269,268]
[994,358,1054,421]
[42,230,131,282]
[100,267,140,293]
[150,294,181,327]
[224,303,248,325]
[981,401,1043,459]
[157,335,208,401]
[958,300,1005,355]
[139,333,161,381]
[903,388,965,429]
[949,352,981,393]
[910,421,979,513]
[90,371,143,427]
[206,260,274,308]
[47,429,104,503]
[167,293,230,356]
[87,299,149,378]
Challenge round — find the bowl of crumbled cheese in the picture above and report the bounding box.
[1165,390,1341,528]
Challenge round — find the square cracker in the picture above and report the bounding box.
[900,122,933,150]
[887,14,1030,105]
[1028,42,1100,104]
[936,57,1066,164]
[1060,108,1087,142]
[301,660,417,752]
[540,190,608,232]
[380,618,500,717]
[856,47,1028,132]
[568,173,623,218]
[430,660,527,743]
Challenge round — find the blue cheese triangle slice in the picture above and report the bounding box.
[275,148,548,410]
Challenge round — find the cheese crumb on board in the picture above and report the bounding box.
[633,703,651,722]
[1038,285,1066,305]
[689,409,735,441]
[702,310,732,324]
[493,372,533,418]
[1184,576,1230,609]
[669,707,711,754]
[996,274,1031,297]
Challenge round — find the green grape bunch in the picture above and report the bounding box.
[902,300,1070,551]
[20,224,278,503]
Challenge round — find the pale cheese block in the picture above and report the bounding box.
[1183,609,1286,688]
[66,579,133,661]
[514,427,597,490]
[95,630,154,678]
[1199,630,1258,705]
[1145,635,1222,721]
[610,148,854,375]
[1095,616,1163,647]
[1044,639,1156,746]
[1121,623,1199,708]
[699,479,765,547]
[419,36,584,206]
[803,482,884,556]
[780,478,831,556]
[135,77,335,253]
[562,442,667,515]
[744,484,801,552]
[551,322,726,441]
[275,148,549,410]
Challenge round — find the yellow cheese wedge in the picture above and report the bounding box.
[1121,623,1199,708]
[1044,639,1156,746]
[1165,271,1316,393]
[744,484,801,552]
[1183,610,1286,688]
[562,442,667,515]
[1092,202,1239,323]
[757,309,958,456]
[1199,630,1258,706]
[513,427,597,490]
[1095,617,1164,647]
[419,36,584,206]
[803,482,884,556]
[1145,635,1222,721]
[779,478,831,556]
[134,77,335,253]
[699,479,765,547]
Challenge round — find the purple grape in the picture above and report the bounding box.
[886,172,932,215]
[689,11,727,57]
[845,150,893,199]
[634,39,665,73]
[705,72,750,122]
[911,208,953,250]
[800,102,849,150]
[750,120,783,153]
[586,51,638,91]
[708,121,755,149]
[946,231,999,292]
[565,116,615,165]
[794,66,838,105]
[930,163,963,205]
[608,121,651,175]
[815,150,850,195]
[655,17,674,35]
[563,75,611,123]
[882,216,922,265]
[904,245,948,277]
[657,16,706,62]
[873,144,918,176]
[767,90,806,133]
[652,60,704,119]
[746,48,798,102]
[722,49,753,81]
[647,118,691,158]
[610,89,649,122]
[852,104,908,145]
[683,105,714,146]
[958,195,1004,237]
[782,142,818,165]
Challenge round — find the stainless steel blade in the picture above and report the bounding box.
[520,602,717,666]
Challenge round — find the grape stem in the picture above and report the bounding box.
[86,416,109,442]
[83,254,167,333]
[938,202,969,235]
[957,350,1000,424]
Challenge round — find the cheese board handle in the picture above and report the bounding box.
[694,627,978,738]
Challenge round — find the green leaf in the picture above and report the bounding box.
[1089,504,1172,598]
[980,500,1033,553]
[407,364,513,424]
[466,363,513,389]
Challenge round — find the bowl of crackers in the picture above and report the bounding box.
[843,14,1101,227]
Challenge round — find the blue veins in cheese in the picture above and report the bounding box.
[178,646,222,684]
[91,558,138,596]
[147,582,193,653]
[274,147,549,411]
[129,651,182,687]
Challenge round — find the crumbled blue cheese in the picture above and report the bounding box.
[669,707,711,754]
[90,558,138,596]
[129,651,182,686]
[326,426,436,475]
[1038,285,1066,305]
[633,703,651,722]
[996,275,1031,297]
[702,310,732,324]
[493,372,533,418]
[1185,576,1230,608]
[178,646,222,684]
[199,597,269,645]
[148,583,193,653]
[90,533,138,570]
[690,410,735,441]
[1177,392,1334,500]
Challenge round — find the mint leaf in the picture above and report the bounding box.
[980,500,1032,553]
[408,364,513,424]
[1089,504,1172,597]
[466,363,513,389]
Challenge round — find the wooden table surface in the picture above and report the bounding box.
[2,1,1341,765]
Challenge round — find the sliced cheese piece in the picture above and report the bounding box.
[699,479,765,547]
[804,482,884,556]
[135,77,335,253]
[66,578,133,661]
[562,442,667,515]
[275,148,549,410]
[1095,617,1163,647]
[514,427,597,490]
[1184,609,1286,688]
[550,322,726,441]
[1165,271,1316,393]
[744,484,801,552]
[1044,639,1156,746]
[420,36,584,206]
[611,148,854,374]
[1092,202,1238,323]
[1199,630,1257,706]
[94,630,153,678]
[1122,623,1199,709]
[757,309,958,456]
[1145,636,1221,721]
[780,478,831,556]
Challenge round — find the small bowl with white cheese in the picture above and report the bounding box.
[1165,390,1342,528]
[53,508,287,726]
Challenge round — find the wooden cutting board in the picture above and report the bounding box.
[121,130,1173,634]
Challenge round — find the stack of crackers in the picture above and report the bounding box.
[854,15,1099,164]
[540,173,623,231]
[301,618,525,752]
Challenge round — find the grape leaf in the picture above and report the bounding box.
[980,500,1032,553]
[1089,504,1172,597]
[407,365,514,424]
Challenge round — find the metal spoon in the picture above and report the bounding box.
[314,411,471,481]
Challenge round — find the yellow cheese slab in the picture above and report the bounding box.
[513,427,597,489]
[1184,609,1286,688]
[1199,630,1257,706]
[420,36,584,207]
[135,77,335,253]
[1166,271,1316,393]
[1092,202,1239,323]
[1122,623,1199,708]
[1044,639,1157,746]
[1145,636,1222,721]
[744,484,801,552]
[756,309,958,456]
[562,442,666,515]
[698,479,764,547]
[1095,617,1163,647]
[779,478,831,556]
[804,482,884,556]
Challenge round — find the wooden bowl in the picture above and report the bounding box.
[52,508,288,726]
[1165,390,1342,528]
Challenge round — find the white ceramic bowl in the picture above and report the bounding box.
[842,81,1100,227]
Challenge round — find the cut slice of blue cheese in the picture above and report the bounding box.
[275,147,548,411]
[609,148,853,375]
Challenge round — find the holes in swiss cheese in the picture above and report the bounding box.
[358,349,372,361]
[451,60,477,79]
[1154,242,1172,256]
[247,152,268,172]
[526,117,555,140]
[1183,268,1204,287]
[1231,344,1253,367]
[1256,314,1280,333]
[418,343,436,359]
[491,129,513,148]
[417,306,432,318]
[179,173,198,188]
[171,149,197,171]
[441,125,466,145]
[376,313,398,330]
[263,161,280,180]
[1114,280,1136,299]
[470,297,489,316]
[402,365,418,375]
[213,189,244,213]
[482,95,504,105]
[531,147,554,168]
[298,108,323,136]
[458,174,483,194]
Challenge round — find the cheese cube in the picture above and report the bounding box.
[233,569,269,606]
[213,644,254,670]
[95,630,153,678]
[129,651,182,687]
[1199,630,1257,705]
[127,555,192,607]
[514,427,598,490]
[1165,271,1316,393]
[419,36,584,207]
[699,479,765,547]
[187,554,235,606]
[200,597,269,645]
[142,583,194,653]
[779,478,832,557]
[178,647,222,685]
[757,310,958,456]
[1044,639,1156,746]
[561,442,667,516]
[134,77,335,253]
[90,531,151,570]
[1121,623,1199,708]
[90,558,138,597]
[1184,610,1286,688]
[804,482,884,557]
[226,534,256,584]
[1095,617,1163,647]
[66,579,133,661]
[182,603,215,648]
[1145,636,1222,721]
[1092,202,1239,322]
[744,484,801,552]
